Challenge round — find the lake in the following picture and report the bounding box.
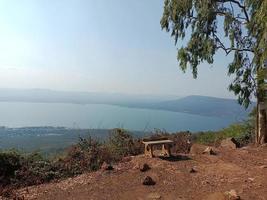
[0,102,235,132]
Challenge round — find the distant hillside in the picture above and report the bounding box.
[117,95,255,119]
[0,89,254,119]
[0,88,179,105]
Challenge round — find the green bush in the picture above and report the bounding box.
[54,136,107,176]
[0,150,60,190]
[0,150,21,186]
[15,152,59,185]
[192,131,219,145]
[0,131,142,195]
[194,122,253,146]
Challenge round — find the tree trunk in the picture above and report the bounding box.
[255,103,259,144]
[255,65,267,145]
[256,101,267,144]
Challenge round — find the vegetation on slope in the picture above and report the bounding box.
[0,111,255,197]
[194,108,255,146]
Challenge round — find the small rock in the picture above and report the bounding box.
[147,192,161,199]
[101,162,114,171]
[259,165,267,169]
[190,166,197,173]
[143,176,156,186]
[248,177,255,182]
[225,189,241,200]
[140,163,150,172]
[190,144,215,155]
[133,163,139,170]
[220,138,239,149]
[106,165,114,170]
[203,147,216,155]
[240,149,249,154]
[16,195,25,200]
[101,161,108,169]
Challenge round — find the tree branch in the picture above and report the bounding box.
[213,33,254,55]
[213,11,247,24]
[218,0,250,22]
[217,46,254,55]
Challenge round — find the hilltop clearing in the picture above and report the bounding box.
[11,144,267,200]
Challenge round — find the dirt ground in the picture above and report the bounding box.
[10,145,267,200]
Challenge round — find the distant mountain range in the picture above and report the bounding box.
[117,95,255,118]
[0,88,179,105]
[0,88,255,119]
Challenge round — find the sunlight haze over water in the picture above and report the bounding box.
[0,0,234,98]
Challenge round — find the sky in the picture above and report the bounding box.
[0,0,236,98]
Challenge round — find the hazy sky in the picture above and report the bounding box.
[0,0,235,98]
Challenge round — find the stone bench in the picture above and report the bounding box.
[142,139,174,158]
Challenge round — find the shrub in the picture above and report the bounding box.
[221,123,252,146]
[0,150,60,196]
[107,128,142,160]
[192,131,220,145]
[54,136,108,176]
[170,131,192,154]
[0,150,21,186]
[15,152,58,186]
[0,132,143,195]
[193,122,253,146]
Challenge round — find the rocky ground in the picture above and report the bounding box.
[5,143,267,200]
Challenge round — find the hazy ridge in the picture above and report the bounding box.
[0,89,254,118]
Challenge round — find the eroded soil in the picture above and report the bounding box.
[10,145,267,200]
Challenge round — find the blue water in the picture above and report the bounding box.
[0,102,235,132]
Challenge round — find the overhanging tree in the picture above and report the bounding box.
[161,0,267,144]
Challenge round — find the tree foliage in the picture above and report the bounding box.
[161,0,267,107]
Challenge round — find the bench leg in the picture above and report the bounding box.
[161,144,171,157]
[145,144,154,158]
